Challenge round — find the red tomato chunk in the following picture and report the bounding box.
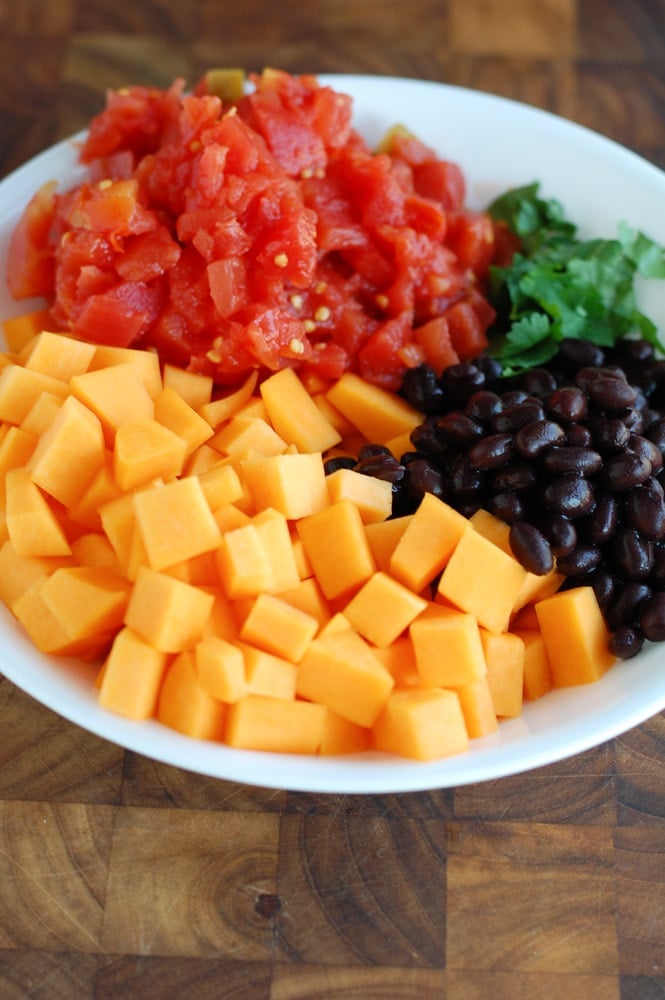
[8,70,500,390]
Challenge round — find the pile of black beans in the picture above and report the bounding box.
[325,337,665,659]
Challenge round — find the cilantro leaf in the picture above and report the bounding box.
[486,183,665,374]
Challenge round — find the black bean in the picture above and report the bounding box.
[357,443,393,460]
[437,411,486,449]
[475,354,504,385]
[565,424,593,448]
[646,417,665,452]
[440,362,485,407]
[605,582,652,631]
[500,388,533,407]
[519,368,559,398]
[410,420,449,461]
[491,461,539,493]
[509,521,554,575]
[629,434,663,474]
[640,592,665,642]
[324,455,356,474]
[543,514,578,557]
[624,481,665,540]
[575,365,628,391]
[586,568,617,611]
[400,364,444,414]
[403,459,446,502]
[546,386,588,424]
[354,453,405,484]
[591,417,631,453]
[493,400,545,433]
[543,474,595,517]
[465,390,504,426]
[542,445,603,477]
[448,454,486,498]
[586,376,638,411]
[601,452,652,492]
[613,338,654,366]
[490,491,527,524]
[609,626,644,659]
[583,493,619,544]
[514,419,566,459]
[556,543,602,577]
[468,433,514,470]
[611,528,654,579]
[619,407,645,435]
[556,340,606,372]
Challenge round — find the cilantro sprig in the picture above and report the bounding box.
[487,182,665,375]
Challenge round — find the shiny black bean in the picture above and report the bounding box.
[629,434,663,474]
[646,417,665,452]
[519,368,559,398]
[400,364,444,414]
[543,514,578,557]
[639,592,665,642]
[614,338,655,366]
[546,386,588,424]
[324,455,356,474]
[465,390,504,426]
[543,474,595,517]
[566,424,593,448]
[440,362,485,407]
[601,452,653,492]
[542,445,603,477]
[409,421,449,462]
[475,354,504,385]
[556,543,602,577]
[448,454,486,498]
[586,568,617,611]
[623,481,665,540]
[490,490,527,524]
[611,528,654,579]
[556,339,606,372]
[358,443,393,460]
[354,453,405,484]
[651,542,665,583]
[509,521,554,575]
[491,461,539,493]
[468,433,514,470]
[609,626,644,659]
[586,375,638,411]
[403,458,446,502]
[592,418,631,453]
[437,411,486,449]
[514,419,566,458]
[575,365,628,390]
[619,407,645,435]
[583,493,619,544]
[493,400,545,433]
[605,582,652,631]
[500,388,532,407]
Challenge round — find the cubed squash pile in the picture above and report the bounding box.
[0,314,617,761]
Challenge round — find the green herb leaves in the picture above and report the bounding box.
[487,182,665,375]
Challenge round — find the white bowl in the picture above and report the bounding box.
[1,74,665,793]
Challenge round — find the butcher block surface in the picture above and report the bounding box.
[0,2,664,997]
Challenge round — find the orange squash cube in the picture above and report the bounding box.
[373,688,469,760]
[297,500,376,601]
[409,604,486,688]
[132,476,222,571]
[239,592,319,663]
[225,694,326,753]
[157,651,227,740]
[480,628,525,718]
[124,567,214,653]
[194,635,246,703]
[259,366,341,453]
[343,571,428,648]
[390,492,468,593]
[535,586,615,687]
[98,626,169,719]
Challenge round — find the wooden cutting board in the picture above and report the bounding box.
[0,1,664,997]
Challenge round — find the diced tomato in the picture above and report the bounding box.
[445,210,496,282]
[413,160,466,211]
[115,227,182,282]
[413,316,460,376]
[74,281,165,346]
[7,182,58,298]
[444,299,490,360]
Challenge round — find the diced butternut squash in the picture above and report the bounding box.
[89,344,162,399]
[20,391,64,436]
[124,567,214,652]
[2,307,54,352]
[13,577,110,657]
[197,462,244,510]
[211,415,287,457]
[409,603,486,687]
[194,635,246,703]
[275,576,330,629]
[320,711,371,755]
[0,426,38,486]
[364,515,412,574]
[241,452,329,519]
[516,629,552,701]
[480,629,525,718]
[390,493,468,593]
[70,363,155,443]
[297,500,376,601]
[455,676,499,739]
[239,592,319,663]
[0,540,72,610]
[157,651,227,740]
[199,370,258,426]
[225,695,326,754]
[343,571,427,648]
[132,476,222,571]
[22,330,96,381]
[535,586,615,687]
[216,522,273,599]
[154,387,215,456]
[326,372,422,443]
[162,363,213,410]
[325,467,393,524]
[437,525,527,634]
[372,635,420,688]
[27,394,106,508]
[260,367,342,453]
[240,642,298,700]
[250,508,300,594]
[0,364,69,424]
[67,453,124,531]
[373,688,469,760]
[70,533,123,574]
[5,468,72,557]
[98,626,169,719]
[296,629,394,727]
[113,418,187,490]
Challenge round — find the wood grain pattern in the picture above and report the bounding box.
[0,1,664,997]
